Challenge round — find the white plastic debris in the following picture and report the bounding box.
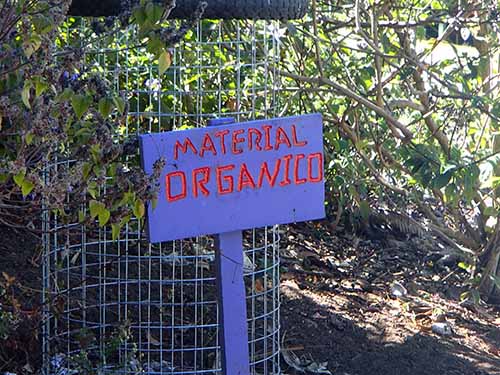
[50,354,78,375]
[460,27,471,41]
[243,253,256,273]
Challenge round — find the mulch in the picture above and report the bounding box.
[0,221,499,374]
[280,222,500,375]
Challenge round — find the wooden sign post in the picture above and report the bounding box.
[140,114,325,374]
[208,118,250,375]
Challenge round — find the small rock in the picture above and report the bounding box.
[432,322,453,336]
[390,281,408,298]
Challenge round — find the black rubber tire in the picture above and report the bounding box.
[68,0,309,20]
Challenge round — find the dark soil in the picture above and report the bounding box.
[0,227,42,372]
[0,222,499,375]
[280,222,500,375]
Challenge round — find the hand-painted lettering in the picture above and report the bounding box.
[262,125,273,151]
[258,159,281,188]
[217,164,235,195]
[279,154,293,187]
[307,153,323,182]
[140,114,325,243]
[193,167,211,198]
[232,129,245,154]
[200,134,217,157]
[291,124,308,147]
[248,128,263,151]
[294,154,307,185]
[166,171,187,202]
[214,129,230,155]
[275,127,292,149]
[174,138,198,160]
[238,163,257,191]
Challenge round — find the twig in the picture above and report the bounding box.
[279,70,414,142]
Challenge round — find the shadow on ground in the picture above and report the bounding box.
[280,222,500,375]
[282,287,499,375]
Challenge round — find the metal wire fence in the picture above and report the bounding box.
[43,18,282,375]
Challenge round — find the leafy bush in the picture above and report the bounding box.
[281,0,500,300]
[0,0,209,236]
[0,1,205,371]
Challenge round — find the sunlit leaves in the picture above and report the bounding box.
[13,169,25,189]
[113,96,126,115]
[89,200,110,227]
[98,97,115,118]
[71,94,92,119]
[133,199,145,219]
[23,34,42,58]
[158,50,172,75]
[13,169,34,197]
[22,82,32,108]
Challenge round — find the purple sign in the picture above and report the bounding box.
[139,113,325,243]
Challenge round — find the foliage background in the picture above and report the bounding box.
[280,0,500,300]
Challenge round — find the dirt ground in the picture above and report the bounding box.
[0,222,499,374]
[280,222,500,375]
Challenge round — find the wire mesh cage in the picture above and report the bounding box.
[42,18,283,375]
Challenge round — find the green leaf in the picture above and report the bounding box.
[25,132,34,145]
[98,97,114,118]
[57,88,74,102]
[35,78,48,97]
[132,8,147,26]
[433,170,453,189]
[88,187,98,199]
[89,200,103,219]
[111,223,121,241]
[458,262,471,272]
[21,180,35,197]
[22,82,32,109]
[113,96,126,115]
[23,34,42,58]
[71,95,91,120]
[444,182,457,203]
[98,208,111,227]
[120,215,131,226]
[13,169,26,188]
[359,201,371,221]
[21,180,34,197]
[133,199,145,219]
[159,50,172,75]
[82,163,92,179]
[120,191,136,206]
[78,210,85,223]
[146,3,164,24]
[147,37,164,55]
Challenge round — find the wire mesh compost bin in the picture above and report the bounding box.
[42,1,308,374]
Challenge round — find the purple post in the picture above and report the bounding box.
[208,118,250,375]
[215,231,250,375]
